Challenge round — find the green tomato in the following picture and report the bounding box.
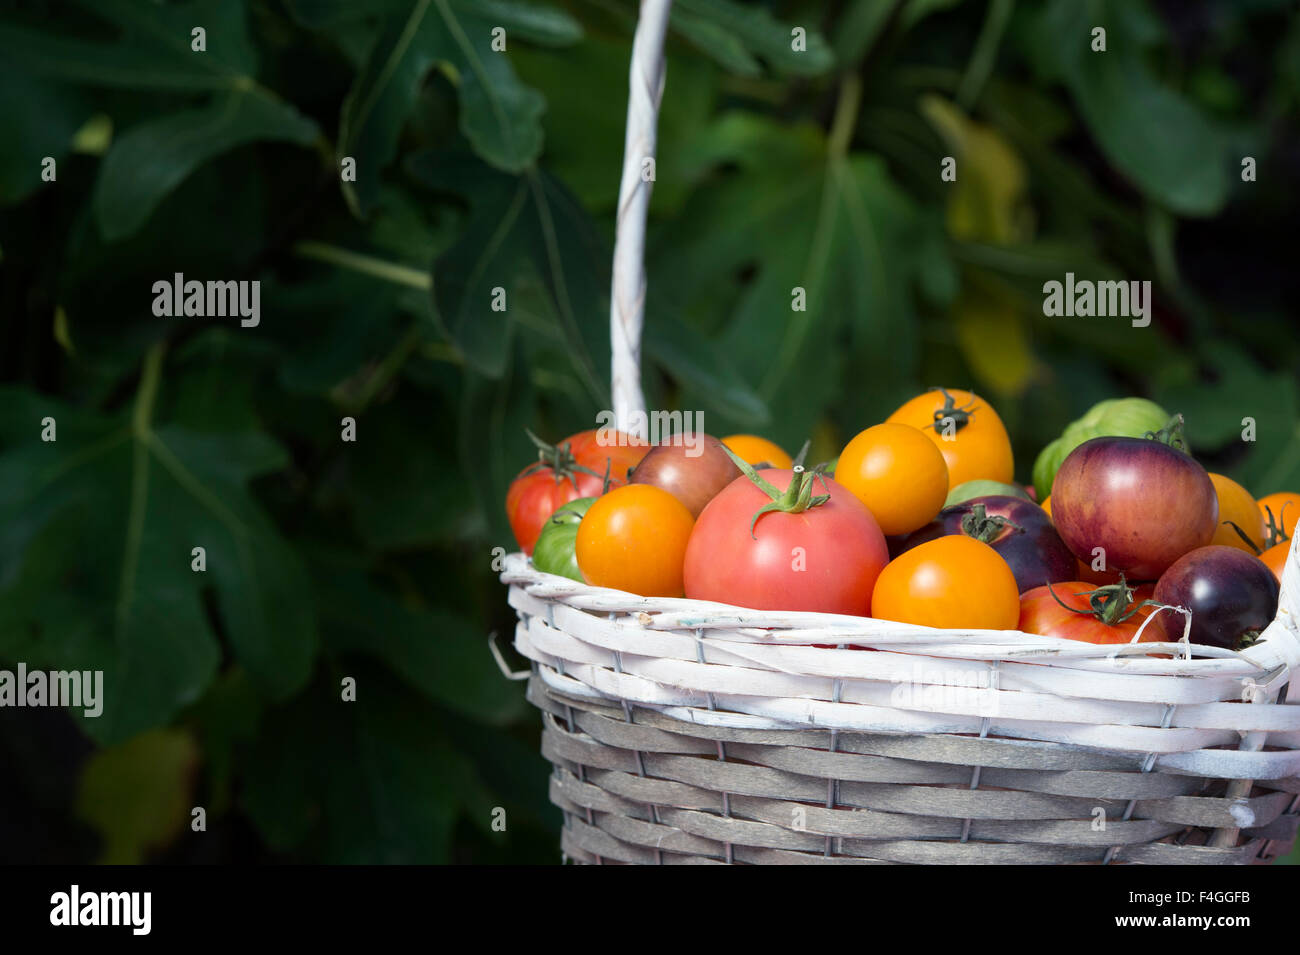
[531,497,594,581]
[945,479,1033,507]
[1032,398,1172,500]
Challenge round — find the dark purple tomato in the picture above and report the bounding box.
[630,433,741,517]
[900,495,1077,593]
[1153,545,1279,649]
[1052,434,1217,579]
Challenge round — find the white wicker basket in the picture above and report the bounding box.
[500,0,1300,864]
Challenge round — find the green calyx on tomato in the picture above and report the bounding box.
[1142,414,1190,453]
[1045,576,1158,628]
[927,386,977,435]
[532,497,594,582]
[1032,397,1173,500]
[1223,520,1265,556]
[521,429,610,489]
[957,502,1024,544]
[720,445,831,538]
[1262,506,1291,549]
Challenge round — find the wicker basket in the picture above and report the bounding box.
[499,0,1300,864]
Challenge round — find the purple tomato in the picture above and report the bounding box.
[1051,426,1217,580]
[1153,545,1279,649]
[900,495,1077,593]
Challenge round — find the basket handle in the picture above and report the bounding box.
[610,0,673,438]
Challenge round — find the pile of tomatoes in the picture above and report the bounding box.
[507,388,1293,651]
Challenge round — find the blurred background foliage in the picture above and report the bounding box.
[1,0,1298,864]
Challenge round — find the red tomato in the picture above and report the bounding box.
[683,468,888,616]
[507,429,649,554]
[1018,580,1162,645]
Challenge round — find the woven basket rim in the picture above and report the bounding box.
[503,544,1300,680]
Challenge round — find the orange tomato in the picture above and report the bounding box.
[1260,541,1290,584]
[835,423,949,535]
[871,536,1020,630]
[1208,473,1265,552]
[576,484,694,597]
[1041,494,1052,520]
[721,434,793,469]
[886,387,1014,489]
[1259,492,1300,542]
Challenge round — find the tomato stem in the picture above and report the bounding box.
[1262,504,1290,549]
[1045,575,1161,627]
[1144,414,1190,453]
[958,502,1023,543]
[719,445,832,538]
[522,429,608,488]
[1223,520,1263,555]
[927,386,979,436]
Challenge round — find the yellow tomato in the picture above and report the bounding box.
[721,434,793,469]
[1259,492,1300,541]
[1208,473,1265,553]
[871,536,1020,630]
[886,387,1014,489]
[835,423,949,535]
[576,484,694,597]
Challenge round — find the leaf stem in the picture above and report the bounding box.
[957,0,1014,111]
[133,341,166,436]
[827,73,863,160]
[293,241,432,291]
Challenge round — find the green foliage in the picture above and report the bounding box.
[2,0,1298,865]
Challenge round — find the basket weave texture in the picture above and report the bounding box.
[505,539,1300,864]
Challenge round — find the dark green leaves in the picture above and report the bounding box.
[0,359,318,745]
[337,0,581,216]
[0,0,320,235]
[410,153,606,393]
[242,665,496,863]
[650,111,954,444]
[0,0,257,92]
[672,0,834,76]
[1027,0,1236,216]
[93,91,318,239]
[0,66,90,203]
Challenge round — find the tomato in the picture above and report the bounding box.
[887,387,1014,488]
[1260,541,1289,584]
[1051,422,1217,579]
[1153,546,1279,649]
[835,423,949,535]
[1031,398,1171,500]
[1040,494,1052,520]
[630,433,741,517]
[899,496,1076,593]
[576,484,694,596]
[946,480,1032,507]
[683,467,888,615]
[722,434,793,469]
[506,429,649,554]
[1259,492,1300,543]
[1018,580,1162,645]
[532,497,592,582]
[1208,472,1265,553]
[870,536,1020,630]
